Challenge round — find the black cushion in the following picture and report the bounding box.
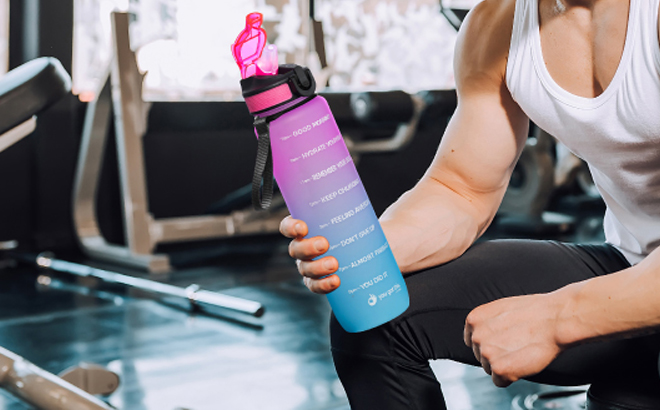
[0,57,71,135]
[587,380,660,410]
[349,91,414,124]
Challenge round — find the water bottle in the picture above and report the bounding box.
[233,14,409,333]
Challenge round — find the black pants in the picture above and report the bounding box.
[330,239,660,410]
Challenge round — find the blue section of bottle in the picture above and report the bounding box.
[261,96,409,332]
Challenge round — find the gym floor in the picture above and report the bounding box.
[0,197,604,410]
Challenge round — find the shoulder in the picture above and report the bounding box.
[454,0,518,90]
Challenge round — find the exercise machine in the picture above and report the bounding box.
[72,12,290,273]
[0,54,267,408]
[0,56,117,410]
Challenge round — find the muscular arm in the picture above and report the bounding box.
[556,248,660,346]
[382,0,529,272]
[283,0,528,293]
[464,248,660,388]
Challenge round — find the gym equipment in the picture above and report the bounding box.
[0,52,267,408]
[72,12,288,273]
[585,379,660,410]
[439,0,470,31]
[0,57,70,153]
[28,252,265,317]
[0,346,114,410]
[498,127,576,235]
[0,57,118,410]
[554,142,602,201]
[512,379,660,410]
[346,90,427,154]
[234,15,409,333]
[1,242,265,323]
[511,388,587,410]
[0,56,71,255]
[58,363,120,397]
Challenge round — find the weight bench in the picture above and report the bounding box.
[0,57,71,256]
[0,57,70,153]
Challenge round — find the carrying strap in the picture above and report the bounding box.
[251,96,316,210]
[252,117,273,210]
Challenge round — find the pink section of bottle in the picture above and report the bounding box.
[245,84,292,113]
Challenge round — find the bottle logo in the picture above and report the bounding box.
[368,294,377,306]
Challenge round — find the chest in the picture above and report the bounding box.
[538,0,634,98]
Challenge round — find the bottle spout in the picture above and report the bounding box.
[231,12,278,79]
[256,44,279,76]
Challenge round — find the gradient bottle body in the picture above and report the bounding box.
[258,96,409,333]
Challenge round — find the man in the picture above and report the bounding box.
[281,0,660,408]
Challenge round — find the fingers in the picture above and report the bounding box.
[468,332,492,377]
[492,373,513,388]
[303,274,341,294]
[280,216,340,294]
[280,216,308,239]
[465,309,495,380]
[289,236,336,292]
[297,256,340,295]
[296,255,338,278]
[298,258,340,294]
[466,326,517,387]
[464,320,473,347]
[289,236,329,260]
[481,358,492,376]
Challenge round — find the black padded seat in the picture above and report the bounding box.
[0,57,71,135]
[587,380,660,410]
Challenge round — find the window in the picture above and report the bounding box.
[72,0,482,101]
[72,0,309,101]
[315,0,482,92]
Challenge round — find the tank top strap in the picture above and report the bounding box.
[638,0,660,74]
[505,0,531,93]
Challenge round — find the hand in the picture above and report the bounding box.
[279,216,339,294]
[463,293,565,387]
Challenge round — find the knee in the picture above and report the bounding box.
[330,312,390,357]
[329,312,428,364]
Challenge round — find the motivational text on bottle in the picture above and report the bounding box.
[280,114,331,141]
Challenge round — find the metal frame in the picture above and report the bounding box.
[344,94,427,154]
[0,346,113,410]
[72,12,287,272]
[0,116,36,153]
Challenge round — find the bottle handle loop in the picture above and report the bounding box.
[251,95,317,211]
[252,117,274,210]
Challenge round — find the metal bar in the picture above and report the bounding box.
[79,237,170,272]
[0,116,36,153]
[441,6,463,32]
[71,72,170,272]
[152,215,236,243]
[35,253,265,317]
[0,346,114,410]
[346,94,426,154]
[110,11,155,255]
[72,72,112,240]
[152,207,288,244]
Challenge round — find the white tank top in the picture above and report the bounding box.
[506,0,660,265]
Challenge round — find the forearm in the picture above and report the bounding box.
[379,176,499,273]
[554,247,660,347]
